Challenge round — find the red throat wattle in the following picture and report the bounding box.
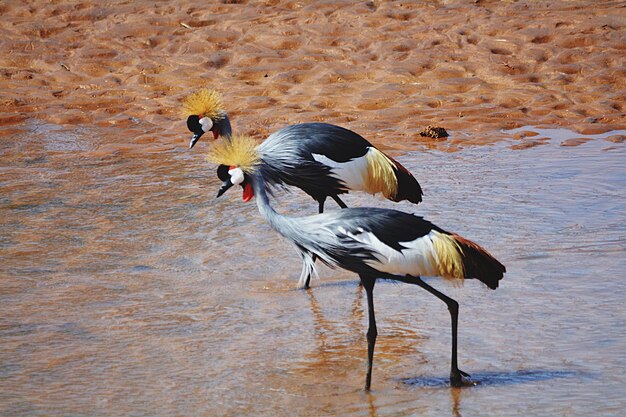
[212,130,219,140]
[242,183,254,202]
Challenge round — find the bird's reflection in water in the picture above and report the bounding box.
[303,283,365,371]
[292,280,429,395]
[366,390,377,417]
[350,282,364,324]
[355,378,464,417]
[451,387,462,417]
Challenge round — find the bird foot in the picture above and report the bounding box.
[450,369,476,387]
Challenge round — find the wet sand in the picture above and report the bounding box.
[1,0,624,152]
[1,1,626,416]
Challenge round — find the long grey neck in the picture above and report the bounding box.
[251,172,323,287]
[252,173,296,239]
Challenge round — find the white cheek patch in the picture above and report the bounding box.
[228,167,244,185]
[199,117,213,132]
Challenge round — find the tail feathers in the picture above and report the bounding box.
[388,156,423,204]
[452,234,506,290]
[365,148,423,205]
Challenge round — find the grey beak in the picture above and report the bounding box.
[217,179,233,198]
[189,132,203,149]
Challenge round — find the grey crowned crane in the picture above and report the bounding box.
[208,135,506,390]
[182,88,423,213]
[183,88,232,148]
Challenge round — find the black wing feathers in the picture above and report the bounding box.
[333,208,439,252]
[280,123,372,162]
[259,160,346,202]
[292,124,423,205]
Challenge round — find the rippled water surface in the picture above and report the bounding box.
[1,124,625,416]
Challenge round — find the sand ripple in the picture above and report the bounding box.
[0,1,624,153]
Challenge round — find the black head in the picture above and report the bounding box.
[216,165,254,202]
[187,115,206,148]
[187,113,232,149]
[217,164,230,182]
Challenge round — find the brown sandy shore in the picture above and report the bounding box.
[0,0,624,154]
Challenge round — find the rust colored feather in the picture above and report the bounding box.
[452,234,506,289]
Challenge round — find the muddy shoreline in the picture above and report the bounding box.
[1,1,624,153]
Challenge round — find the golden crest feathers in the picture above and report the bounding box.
[206,134,261,172]
[181,88,224,119]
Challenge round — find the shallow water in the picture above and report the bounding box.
[1,122,625,416]
[2,0,625,414]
